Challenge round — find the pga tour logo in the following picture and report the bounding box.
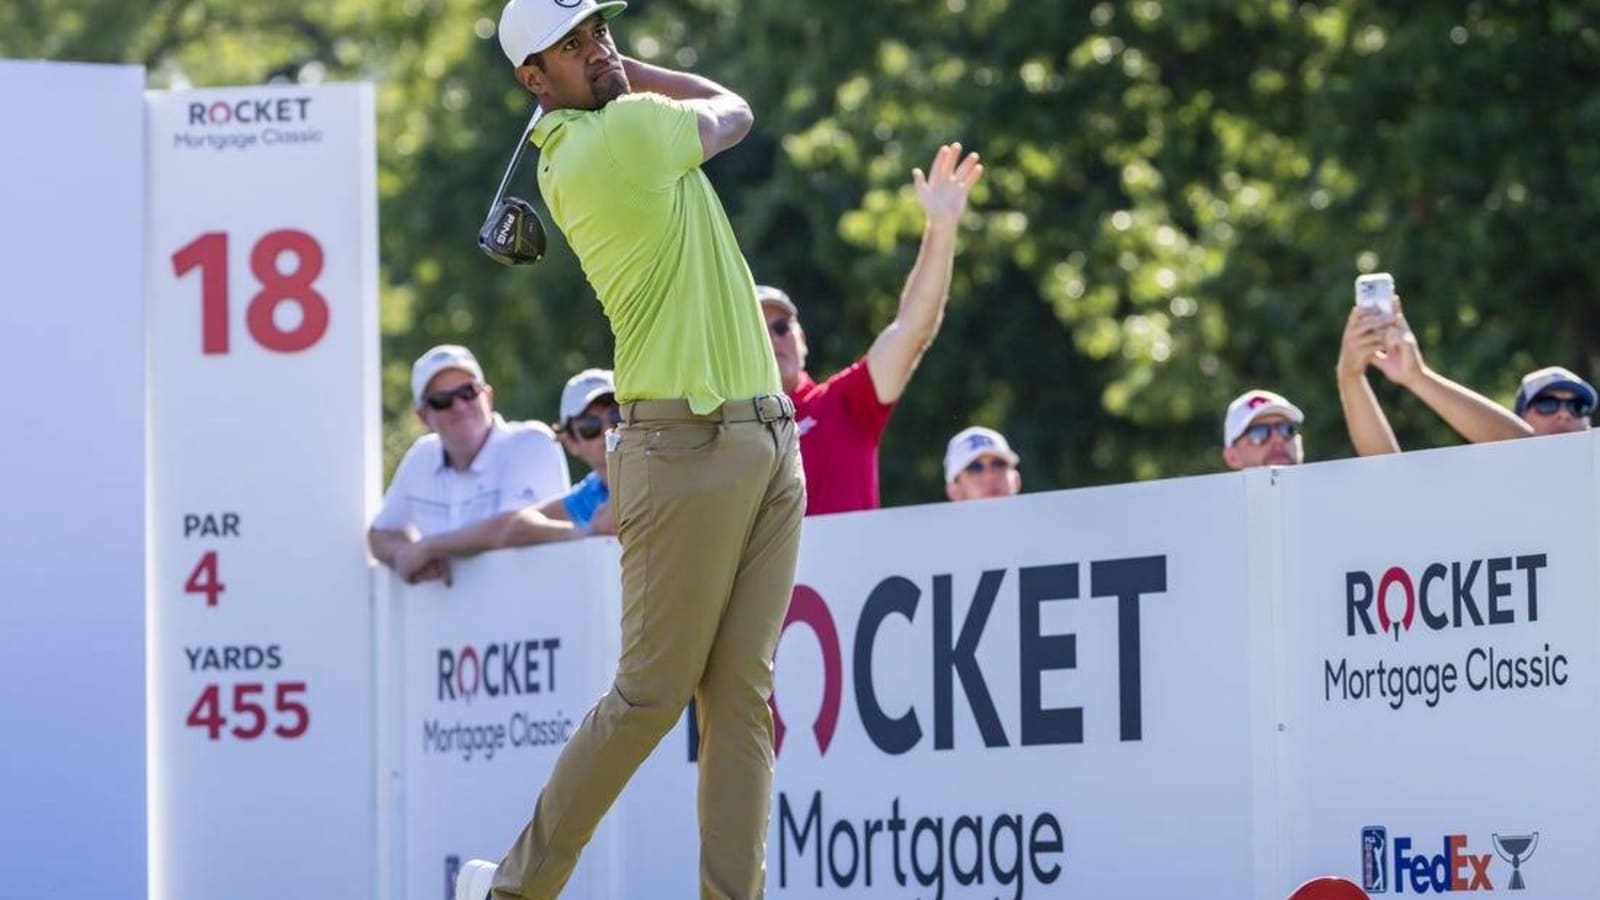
[1360,826,1539,893]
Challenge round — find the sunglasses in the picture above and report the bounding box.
[964,456,1014,476]
[768,317,794,338]
[1528,395,1594,418]
[1241,421,1299,445]
[423,382,484,411]
[568,407,622,440]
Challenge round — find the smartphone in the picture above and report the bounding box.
[1355,273,1396,315]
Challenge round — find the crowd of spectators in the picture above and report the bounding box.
[373,284,1593,582]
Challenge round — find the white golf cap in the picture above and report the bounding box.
[756,285,798,317]
[1514,366,1597,416]
[498,0,628,67]
[412,345,485,407]
[558,368,616,428]
[943,426,1020,485]
[1223,389,1305,446]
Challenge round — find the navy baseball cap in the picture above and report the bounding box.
[1514,366,1597,415]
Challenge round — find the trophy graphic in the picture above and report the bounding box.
[1492,833,1538,890]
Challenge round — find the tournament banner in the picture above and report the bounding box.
[391,540,629,900]
[145,84,381,900]
[1275,433,1600,896]
[616,475,1280,898]
[0,60,149,899]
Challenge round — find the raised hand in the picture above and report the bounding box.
[1337,305,1392,380]
[1372,297,1424,387]
[914,142,984,228]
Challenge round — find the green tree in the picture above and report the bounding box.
[7,0,1595,502]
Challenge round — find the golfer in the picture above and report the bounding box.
[458,0,805,898]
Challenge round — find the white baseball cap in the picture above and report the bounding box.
[498,0,628,67]
[756,285,798,317]
[412,345,485,408]
[558,368,616,428]
[1223,389,1305,446]
[943,426,1020,484]
[1514,366,1597,416]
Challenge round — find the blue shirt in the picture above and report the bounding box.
[563,471,610,532]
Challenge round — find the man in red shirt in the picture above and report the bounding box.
[761,142,983,515]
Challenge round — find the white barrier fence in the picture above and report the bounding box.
[384,431,1600,900]
[1,59,149,899]
[1274,433,1600,894]
[384,540,627,899]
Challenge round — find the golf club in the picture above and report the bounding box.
[477,106,548,266]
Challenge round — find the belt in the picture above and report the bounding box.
[620,393,795,425]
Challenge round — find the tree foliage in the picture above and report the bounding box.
[9,0,1597,503]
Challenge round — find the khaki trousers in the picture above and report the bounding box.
[494,394,805,900]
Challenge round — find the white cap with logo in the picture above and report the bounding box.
[498,0,628,67]
[1514,366,1597,416]
[559,368,616,428]
[1223,389,1305,446]
[412,345,485,408]
[943,426,1020,484]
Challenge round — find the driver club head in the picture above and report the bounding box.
[478,106,548,266]
[478,196,547,266]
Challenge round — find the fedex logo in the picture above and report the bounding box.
[1388,834,1493,893]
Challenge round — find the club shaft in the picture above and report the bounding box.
[487,106,543,215]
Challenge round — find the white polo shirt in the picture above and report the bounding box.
[371,415,571,537]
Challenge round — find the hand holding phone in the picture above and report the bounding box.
[1355,273,1396,315]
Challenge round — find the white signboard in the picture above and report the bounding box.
[391,540,627,900]
[145,84,380,900]
[384,433,1600,898]
[618,476,1278,898]
[1276,435,1600,896]
[0,60,148,899]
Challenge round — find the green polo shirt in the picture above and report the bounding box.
[531,92,779,414]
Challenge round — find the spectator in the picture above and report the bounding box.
[762,142,985,516]
[547,368,620,534]
[1224,389,1306,470]
[1335,300,1564,455]
[1514,366,1595,436]
[387,368,621,584]
[368,344,570,583]
[943,426,1022,501]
